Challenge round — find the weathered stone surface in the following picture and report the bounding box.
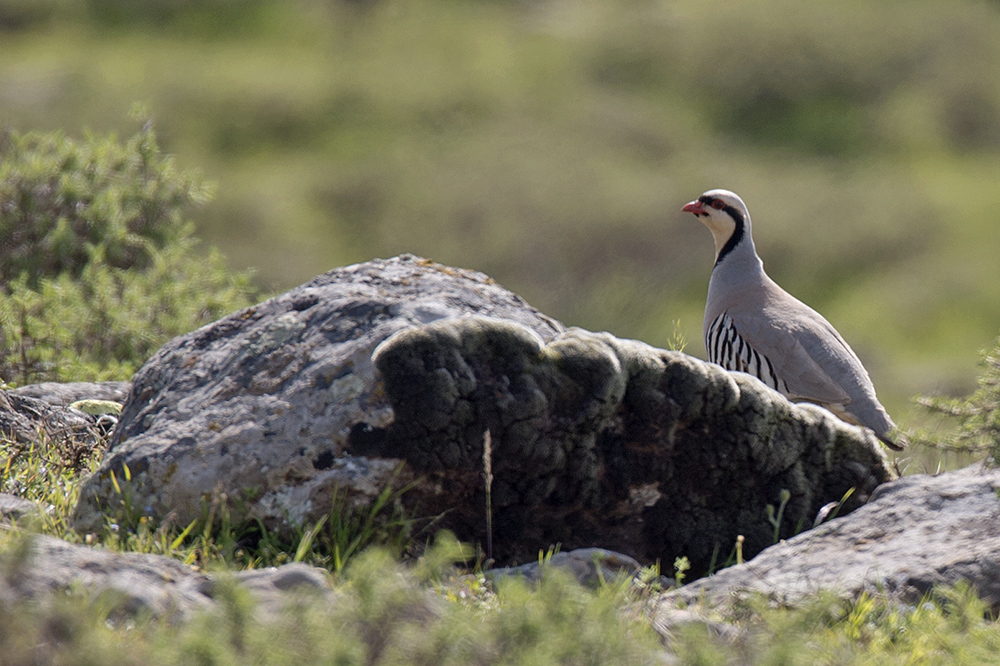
[71,255,893,571]
[71,255,564,540]
[0,532,333,623]
[0,389,108,445]
[11,381,131,407]
[0,494,42,522]
[657,463,1000,614]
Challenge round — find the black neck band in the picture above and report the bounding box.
[714,205,745,267]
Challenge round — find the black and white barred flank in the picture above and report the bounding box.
[705,312,788,394]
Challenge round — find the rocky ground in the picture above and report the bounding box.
[1,255,996,646]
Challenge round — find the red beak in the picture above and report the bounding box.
[681,200,703,214]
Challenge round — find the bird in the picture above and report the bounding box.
[681,188,906,450]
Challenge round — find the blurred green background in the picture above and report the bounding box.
[2,0,1000,436]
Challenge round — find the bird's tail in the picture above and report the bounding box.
[879,428,908,451]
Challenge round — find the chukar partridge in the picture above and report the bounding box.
[682,188,905,450]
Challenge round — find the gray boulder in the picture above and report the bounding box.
[658,463,1000,614]
[72,255,564,540]
[11,381,131,407]
[0,532,332,623]
[0,389,108,446]
[0,494,42,522]
[72,255,893,571]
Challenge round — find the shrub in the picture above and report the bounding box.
[0,118,257,384]
[919,334,1000,465]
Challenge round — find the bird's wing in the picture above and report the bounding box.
[726,296,857,406]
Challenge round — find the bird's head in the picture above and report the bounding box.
[681,189,751,264]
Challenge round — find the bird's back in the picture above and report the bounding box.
[706,270,896,438]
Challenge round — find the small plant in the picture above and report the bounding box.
[813,487,856,528]
[622,561,666,623]
[319,466,423,573]
[537,543,560,569]
[919,334,1000,465]
[766,488,792,543]
[672,556,691,587]
[0,432,104,537]
[667,320,688,352]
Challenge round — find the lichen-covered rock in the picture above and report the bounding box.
[356,317,893,572]
[71,255,563,538]
[71,255,893,572]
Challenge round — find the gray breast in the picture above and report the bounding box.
[705,312,788,394]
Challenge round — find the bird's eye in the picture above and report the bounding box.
[711,199,725,210]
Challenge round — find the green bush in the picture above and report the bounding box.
[0,119,257,384]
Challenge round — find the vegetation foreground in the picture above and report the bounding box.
[3,430,1000,666]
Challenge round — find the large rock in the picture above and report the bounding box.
[359,317,892,572]
[72,255,893,571]
[657,463,1000,614]
[71,255,563,538]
